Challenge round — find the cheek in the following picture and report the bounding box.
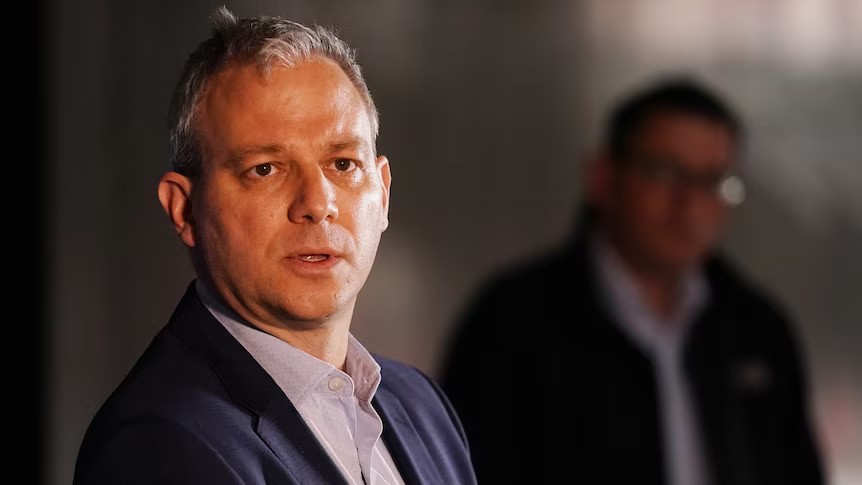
[619,184,669,223]
[347,190,386,245]
[198,191,279,258]
[702,203,730,231]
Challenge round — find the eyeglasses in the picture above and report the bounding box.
[620,155,746,206]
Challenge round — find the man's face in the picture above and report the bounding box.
[604,111,736,276]
[186,58,390,327]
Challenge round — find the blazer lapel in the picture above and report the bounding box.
[166,281,347,484]
[373,387,443,485]
[255,400,347,484]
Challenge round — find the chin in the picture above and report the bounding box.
[263,277,358,322]
[660,247,707,273]
[281,295,349,323]
[280,306,336,324]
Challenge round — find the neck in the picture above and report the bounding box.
[199,278,353,369]
[631,270,679,320]
[604,236,685,321]
[265,321,351,370]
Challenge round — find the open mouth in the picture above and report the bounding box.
[297,254,330,262]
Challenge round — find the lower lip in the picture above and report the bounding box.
[286,256,342,273]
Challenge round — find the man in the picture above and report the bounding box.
[74,8,476,485]
[440,79,825,484]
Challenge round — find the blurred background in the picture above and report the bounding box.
[42,0,860,484]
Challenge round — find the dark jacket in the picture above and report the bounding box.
[75,281,477,485]
[441,221,824,485]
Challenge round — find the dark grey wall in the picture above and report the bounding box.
[45,1,861,484]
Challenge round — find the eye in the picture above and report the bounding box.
[332,159,357,172]
[252,163,276,177]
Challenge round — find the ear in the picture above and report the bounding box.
[158,171,196,248]
[376,155,392,232]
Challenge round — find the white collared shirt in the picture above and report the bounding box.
[593,235,712,485]
[197,281,406,485]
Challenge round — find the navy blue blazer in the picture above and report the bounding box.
[74,281,477,485]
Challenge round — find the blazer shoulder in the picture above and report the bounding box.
[479,247,570,296]
[706,253,799,330]
[74,329,253,485]
[375,355,456,393]
[74,415,244,485]
[375,355,467,434]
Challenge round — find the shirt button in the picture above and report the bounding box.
[328,377,345,392]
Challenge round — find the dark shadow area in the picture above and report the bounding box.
[6,0,51,479]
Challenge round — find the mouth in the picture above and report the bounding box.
[287,249,341,277]
[296,254,330,263]
[287,249,343,272]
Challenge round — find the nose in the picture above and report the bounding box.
[287,168,339,224]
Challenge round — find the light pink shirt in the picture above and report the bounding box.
[196,281,406,485]
[593,236,712,485]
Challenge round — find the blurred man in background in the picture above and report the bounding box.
[441,78,825,484]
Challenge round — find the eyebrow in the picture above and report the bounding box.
[224,138,372,167]
[225,144,286,167]
[330,137,370,153]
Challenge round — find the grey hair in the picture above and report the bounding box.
[167,6,379,177]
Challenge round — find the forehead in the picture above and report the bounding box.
[629,111,737,166]
[196,58,374,154]
[632,111,736,147]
